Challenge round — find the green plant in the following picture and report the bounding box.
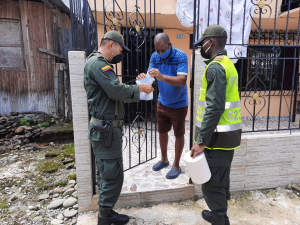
[34,122,49,129]
[68,173,76,180]
[20,119,29,126]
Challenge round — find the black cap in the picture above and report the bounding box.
[194,24,228,47]
[102,31,130,53]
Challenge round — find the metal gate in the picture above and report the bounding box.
[69,0,159,179]
[190,0,300,146]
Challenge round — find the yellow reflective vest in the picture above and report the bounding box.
[196,55,242,150]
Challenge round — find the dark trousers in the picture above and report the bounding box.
[91,135,124,216]
[202,148,234,222]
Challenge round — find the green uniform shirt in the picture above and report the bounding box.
[84,53,140,121]
[195,50,227,146]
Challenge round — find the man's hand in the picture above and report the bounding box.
[148,68,164,81]
[136,73,146,80]
[190,144,206,159]
[138,83,154,94]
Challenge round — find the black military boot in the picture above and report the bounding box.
[98,210,130,225]
[202,210,230,225]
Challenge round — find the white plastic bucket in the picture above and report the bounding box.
[184,151,211,184]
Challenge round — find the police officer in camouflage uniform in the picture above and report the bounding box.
[191,25,242,225]
[84,31,154,225]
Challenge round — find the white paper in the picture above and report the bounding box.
[136,73,154,101]
[184,151,211,184]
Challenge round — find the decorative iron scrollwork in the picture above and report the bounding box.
[104,0,124,32]
[250,0,273,31]
[129,5,146,49]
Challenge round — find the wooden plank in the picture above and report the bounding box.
[19,0,34,93]
[38,48,67,59]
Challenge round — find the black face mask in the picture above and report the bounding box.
[110,54,123,64]
[200,47,211,59]
[200,38,212,59]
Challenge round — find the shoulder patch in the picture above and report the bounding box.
[206,68,216,82]
[214,56,223,61]
[101,65,112,72]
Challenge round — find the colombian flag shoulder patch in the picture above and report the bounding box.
[101,65,112,72]
[214,56,223,61]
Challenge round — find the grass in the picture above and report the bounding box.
[68,173,76,180]
[20,119,29,126]
[62,145,75,157]
[39,161,60,173]
[55,180,67,186]
[0,202,7,209]
[45,151,60,158]
[34,122,49,129]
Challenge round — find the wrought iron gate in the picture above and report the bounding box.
[191,0,300,147]
[69,0,158,185]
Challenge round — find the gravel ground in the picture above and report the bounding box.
[78,187,300,225]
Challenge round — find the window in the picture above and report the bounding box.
[0,19,25,70]
[281,0,300,13]
[235,46,299,92]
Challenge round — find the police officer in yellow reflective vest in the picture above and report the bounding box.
[191,24,242,225]
[84,31,154,225]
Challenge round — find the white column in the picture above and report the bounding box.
[68,51,93,212]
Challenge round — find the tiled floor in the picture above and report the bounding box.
[121,118,300,194]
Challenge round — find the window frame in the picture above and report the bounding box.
[0,18,26,71]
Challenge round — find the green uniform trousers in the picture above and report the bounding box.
[90,126,124,216]
[202,148,234,222]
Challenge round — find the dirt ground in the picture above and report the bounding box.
[1,141,300,225]
[78,187,300,225]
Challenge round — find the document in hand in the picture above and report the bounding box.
[136,73,154,101]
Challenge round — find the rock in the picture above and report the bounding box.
[32,129,41,134]
[62,188,75,197]
[64,209,78,218]
[53,194,60,198]
[72,218,77,224]
[15,127,25,134]
[25,133,33,138]
[0,146,7,154]
[57,214,64,220]
[47,199,65,210]
[68,180,76,186]
[28,206,34,210]
[26,143,40,151]
[39,143,48,147]
[53,187,63,194]
[10,196,18,201]
[292,184,300,192]
[63,197,77,208]
[62,184,75,192]
[73,204,78,210]
[39,194,49,201]
[74,184,77,191]
[286,184,292,190]
[71,191,78,198]
[51,219,64,225]
[66,163,75,169]
[10,112,19,116]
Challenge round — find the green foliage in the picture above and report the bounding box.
[68,173,76,180]
[34,122,49,129]
[62,145,75,157]
[55,180,67,186]
[39,161,60,173]
[0,202,7,209]
[45,151,60,158]
[20,119,29,126]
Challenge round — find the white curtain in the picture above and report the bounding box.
[176,0,255,63]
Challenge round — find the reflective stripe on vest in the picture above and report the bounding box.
[198,100,241,109]
[196,120,242,132]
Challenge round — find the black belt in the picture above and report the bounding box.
[91,117,124,127]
